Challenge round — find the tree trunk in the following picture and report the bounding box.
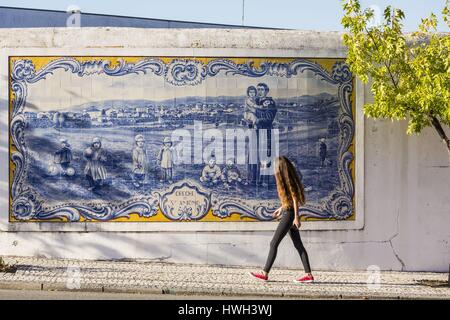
[430,116,450,161]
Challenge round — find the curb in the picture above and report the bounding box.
[1,281,448,300]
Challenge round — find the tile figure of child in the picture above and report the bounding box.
[132,134,148,188]
[52,138,74,176]
[84,137,108,191]
[200,156,222,186]
[157,137,175,184]
[221,158,247,189]
[243,86,258,127]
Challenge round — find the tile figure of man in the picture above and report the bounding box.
[246,83,278,186]
[84,137,108,191]
[319,138,328,167]
[258,159,276,187]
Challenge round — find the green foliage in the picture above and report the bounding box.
[341,0,450,138]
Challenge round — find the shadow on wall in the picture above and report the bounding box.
[0,99,8,220]
[8,231,265,267]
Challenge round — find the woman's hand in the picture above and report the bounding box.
[293,219,301,229]
[272,207,282,218]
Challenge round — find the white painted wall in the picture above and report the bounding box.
[0,28,448,272]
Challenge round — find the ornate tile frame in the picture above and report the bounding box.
[0,47,365,232]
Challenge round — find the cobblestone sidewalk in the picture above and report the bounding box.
[0,256,449,299]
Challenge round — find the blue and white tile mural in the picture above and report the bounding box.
[9,56,355,222]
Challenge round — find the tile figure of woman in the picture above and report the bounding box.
[84,137,108,191]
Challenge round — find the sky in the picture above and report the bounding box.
[0,0,449,31]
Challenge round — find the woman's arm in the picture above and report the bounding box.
[292,197,300,229]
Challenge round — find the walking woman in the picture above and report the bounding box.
[250,156,314,283]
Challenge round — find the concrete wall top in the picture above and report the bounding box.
[0,28,347,53]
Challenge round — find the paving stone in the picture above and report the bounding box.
[0,256,448,299]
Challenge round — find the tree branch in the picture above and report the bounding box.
[364,27,400,88]
[430,115,450,159]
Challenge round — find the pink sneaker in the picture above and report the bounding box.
[249,271,268,281]
[293,274,314,283]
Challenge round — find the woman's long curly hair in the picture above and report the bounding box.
[274,156,305,208]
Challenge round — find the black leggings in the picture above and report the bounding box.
[263,208,311,274]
